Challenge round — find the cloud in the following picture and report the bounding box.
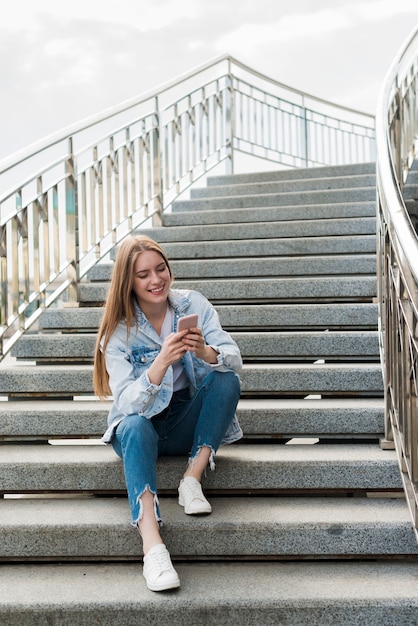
[214,8,351,55]
[0,0,417,160]
[2,0,200,33]
[352,0,418,20]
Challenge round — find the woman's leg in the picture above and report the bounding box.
[112,414,163,553]
[190,371,241,465]
[113,413,180,591]
[183,446,212,480]
[162,371,241,512]
[164,371,241,464]
[136,490,163,555]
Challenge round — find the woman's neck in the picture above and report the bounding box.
[140,301,169,334]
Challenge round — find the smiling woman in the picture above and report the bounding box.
[93,234,242,592]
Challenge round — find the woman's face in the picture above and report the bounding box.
[132,249,171,310]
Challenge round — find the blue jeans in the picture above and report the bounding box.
[112,370,240,525]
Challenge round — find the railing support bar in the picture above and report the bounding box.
[65,138,78,303]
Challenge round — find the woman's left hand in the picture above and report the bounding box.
[181,327,218,364]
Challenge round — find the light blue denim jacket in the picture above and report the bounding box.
[102,288,243,444]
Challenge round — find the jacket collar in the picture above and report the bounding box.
[168,289,191,315]
[134,289,191,326]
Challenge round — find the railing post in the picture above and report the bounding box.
[153,97,163,226]
[394,88,403,184]
[302,95,309,167]
[0,224,6,355]
[225,59,234,175]
[65,137,78,302]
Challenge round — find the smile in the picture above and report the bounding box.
[149,286,165,294]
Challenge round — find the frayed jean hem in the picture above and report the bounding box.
[131,485,162,528]
[188,444,216,472]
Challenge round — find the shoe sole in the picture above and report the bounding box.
[145,578,181,592]
[178,497,212,514]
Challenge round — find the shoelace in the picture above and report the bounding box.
[185,480,205,501]
[149,549,173,573]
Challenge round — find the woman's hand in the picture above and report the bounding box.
[181,327,218,364]
[147,332,188,385]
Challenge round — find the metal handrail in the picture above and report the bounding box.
[0,54,376,359]
[0,54,375,175]
[376,26,418,538]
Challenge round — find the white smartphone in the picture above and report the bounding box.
[177,314,198,332]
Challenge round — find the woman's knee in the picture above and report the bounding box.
[113,413,157,456]
[213,370,241,398]
[197,371,240,416]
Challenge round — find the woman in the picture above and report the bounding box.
[93,235,242,592]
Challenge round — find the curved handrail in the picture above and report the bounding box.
[0,54,374,175]
[376,27,418,283]
[0,55,376,359]
[376,25,418,539]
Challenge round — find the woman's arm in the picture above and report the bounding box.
[104,342,163,417]
[182,293,243,373]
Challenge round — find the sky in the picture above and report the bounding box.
[0,0,417,161]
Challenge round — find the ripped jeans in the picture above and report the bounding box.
[112,370,241,525]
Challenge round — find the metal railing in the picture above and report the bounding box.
[376,26,418,538]
[0,54,376,359]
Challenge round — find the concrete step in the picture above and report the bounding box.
[1,496,415,560]
[235,397,384,438]
[172,187,376,212]
[108,234,376,261]
[12,331,380,363]
[0,443,401,493]
[39,303,379,333]
[207,162,376,185]
[191,174,376,199]
[138,217,376,242]
[170,276,377,303]
[163,201,376,226]
[88,254,377,282]
[402,183,418,199]
[159,234,377,258]
[406,166,418,178]
[0,362,383,397]
[78,276,377,306]
[0,398,384,441]
[405,198,418,218]
[0,400,110,440]
[1,561,418,626]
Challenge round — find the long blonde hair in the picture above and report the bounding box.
[93,235,173,398]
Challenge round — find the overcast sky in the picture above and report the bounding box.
[0,0,417,161]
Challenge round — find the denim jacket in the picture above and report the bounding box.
[102,288,243,444]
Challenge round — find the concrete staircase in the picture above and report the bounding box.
[1,162,418,624]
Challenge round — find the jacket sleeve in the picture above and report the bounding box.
[198,295,243,373]
[104,340,172,418]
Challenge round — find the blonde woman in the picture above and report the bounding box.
[94,235,242,592]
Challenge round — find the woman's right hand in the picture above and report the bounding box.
[147,331,188,385]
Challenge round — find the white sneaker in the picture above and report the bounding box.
[178,476,212,515]
[143,544,180,592]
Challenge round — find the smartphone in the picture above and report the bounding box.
[177,314,198,332]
